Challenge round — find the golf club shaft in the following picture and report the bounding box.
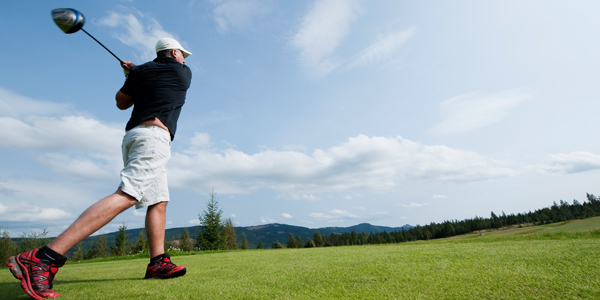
[81,28,123,62]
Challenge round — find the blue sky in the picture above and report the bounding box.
[1,0,600,237]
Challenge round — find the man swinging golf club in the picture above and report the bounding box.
[6,37,192,299]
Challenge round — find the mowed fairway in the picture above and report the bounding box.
[2,218,599,300]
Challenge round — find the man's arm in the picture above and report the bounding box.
[116,60,136,110]
[116,91,133,110]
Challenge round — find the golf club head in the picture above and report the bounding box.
[52,8,85,34]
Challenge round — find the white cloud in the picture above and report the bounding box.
[399,202,429,208]
[133,210,146,217]
[347,28,415,69]
[169,134,515,195]
[433,195,449,199]
[0,116,122,153]
[40,153,118,181]
[98,11,183,61]
[429,89,532,136]
[0,88,73,118]
[292,0,362,77]
[331,209,359,218]
[189,132,212,150]
[260,216,277,223]
[212,0,274,33]
[282,213,293,219]
[277,193,319,201]
[309,209,360,223]
[0,202,70,223]
[539,151,600,174]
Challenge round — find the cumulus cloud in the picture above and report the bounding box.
[539,151,600,174]
[0,88,73,118]
[0,202,70,224]
[282,213,293,219]
[169,134,515,195]
[98,10,185,61]
[429,89,533,136]
[0,116,122,153]
[309,209,359,223]
[212,0,274,33]
[40,153,118,181]
[292,0,362,77]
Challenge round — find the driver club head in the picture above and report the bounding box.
[52,8,85,34]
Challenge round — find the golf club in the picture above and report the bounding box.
[51,8,123,63]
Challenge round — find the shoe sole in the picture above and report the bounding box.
[7,256,43,300]
[144,267,187,279]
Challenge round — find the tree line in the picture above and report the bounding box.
[298,193,600,247]
[2,193,600,263]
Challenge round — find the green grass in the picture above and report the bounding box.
[2,218,599,299]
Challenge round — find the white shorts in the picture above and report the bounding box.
[119,125,172,209]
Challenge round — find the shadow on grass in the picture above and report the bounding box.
[1,278,144,300]
[57,277,144,284]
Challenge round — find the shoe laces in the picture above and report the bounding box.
[31,260,59,291]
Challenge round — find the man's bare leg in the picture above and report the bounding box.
[143,201,186,279]
[146,201,167,258]
[46,188,138,255]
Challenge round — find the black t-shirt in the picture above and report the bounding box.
[120,57,192,140]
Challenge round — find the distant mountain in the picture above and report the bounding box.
[236,223,413,248]
[68,222,413,254]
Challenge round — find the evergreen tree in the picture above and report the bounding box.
[256,240,264,249]
[313,231,324,247]
[240,232,249,250]
[296,235,303,248]
[72,243,84,262]
[287,233,297,248]
[179,228,195,252]
[197,191,224,250]
[112,223,129,256]
[86,235,108,259]
[272,241,284,249]
[304,237,315,248]
[224,218,237,250]
[131,230,148,254]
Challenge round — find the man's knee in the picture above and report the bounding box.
[116,188,139,206]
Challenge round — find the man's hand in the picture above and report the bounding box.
[121,60,135,78]
[121,60,135,70]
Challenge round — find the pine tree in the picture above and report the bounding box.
[72,243,84,261]
[87,235,108,259]
[112,223,129,256]
[296,235,303,248]
[272,241,284,249]
[224,218,237,250]
[197,191,224,250]
[179,228,195,252]
[287,233,297,248]
[240,232,249,250]
[131,231,148,254]
[257,240,264,249]
[313,231,324,247]
[304,237,315,248]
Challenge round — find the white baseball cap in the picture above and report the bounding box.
[155,37,192,58]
